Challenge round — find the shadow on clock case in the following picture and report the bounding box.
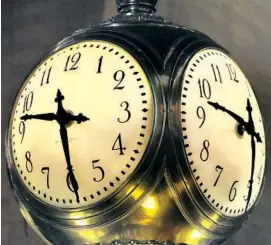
[5,20,257,244]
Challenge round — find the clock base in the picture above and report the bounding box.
[19,176,228,245]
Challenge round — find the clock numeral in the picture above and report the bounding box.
[112,133,126,155]
[97,56,103,74]
[198,78,211,99]
[200,140,210,162]
[92,159,105,182]
[196,106,206,128]
[214,165,224,186]
[41,167,50,189]
[229,180,239,202]
[113,70,125,90]
[19,121,26,143]
[243,181,251,201]
[257,165,263,184]
[226,63,239,83]
[25,151,33,173]
[118,101,131,123]
[64,52,81,71]
[41,67,52,86]
[23,91,34,113]
[211,64,222,83]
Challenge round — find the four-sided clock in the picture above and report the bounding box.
[5,0,266,244]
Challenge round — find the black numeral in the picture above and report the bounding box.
[214,165,224,186]
[200,140,210,162]
[25,151,33,173]
[198,78,211,99]
[64,52,81,71]
[41,67,52,86]
[211,64,222,83]
[226,63,239,83]
[229,181,239,201]
[243,181,251,201]
[41,167,50,189]
[113,70,125,90]
[112,133,126,155]
[23,92,34,113]
[196,106,206,128]
[118,101,131,123]
[92,159,105,182]
[19,121,26,143]
[97,56,103,74]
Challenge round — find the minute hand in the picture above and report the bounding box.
[59,123,80,203]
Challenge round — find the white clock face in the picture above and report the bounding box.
[9,40,154,208]
[180,48,266,217]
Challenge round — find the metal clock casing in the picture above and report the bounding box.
[5,1,267,244]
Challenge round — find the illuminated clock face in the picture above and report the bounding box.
[9,40,154,208]
[180,48,266,217]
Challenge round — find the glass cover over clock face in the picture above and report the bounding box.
[180,48,266,217]
[9,40,154,208]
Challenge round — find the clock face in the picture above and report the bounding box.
[180,48,266,217]
[9,40,154,208]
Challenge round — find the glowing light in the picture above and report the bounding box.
[190,229,201,240]
[131,187,144,200]
[75,219,90,226]
[69,212,84,220]
[142,196,157,209]
[141,196,159,217]
[79,229,105,242]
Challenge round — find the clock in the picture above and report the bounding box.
[167,46,266,236]
[6,35,166,231]
[179,49,266,216]
[5,0,267,244]
[9,40,156,209]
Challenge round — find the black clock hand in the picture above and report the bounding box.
[55,89,89,124]
[207,101,246,126]
[245,98,261,211]
[246,134,256,211]
[54,89,83,203]
[66,113,89,124]
[21,113,56,121]
[208,101,262,142]
[59,123,80,203]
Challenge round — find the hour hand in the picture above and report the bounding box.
[21,113,57,121]
[208,101,246,126]
[66,113,89,124]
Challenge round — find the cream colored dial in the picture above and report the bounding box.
[180,49,266,217]
[10,40,154,208]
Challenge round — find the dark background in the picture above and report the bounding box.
[2,0,271,244]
